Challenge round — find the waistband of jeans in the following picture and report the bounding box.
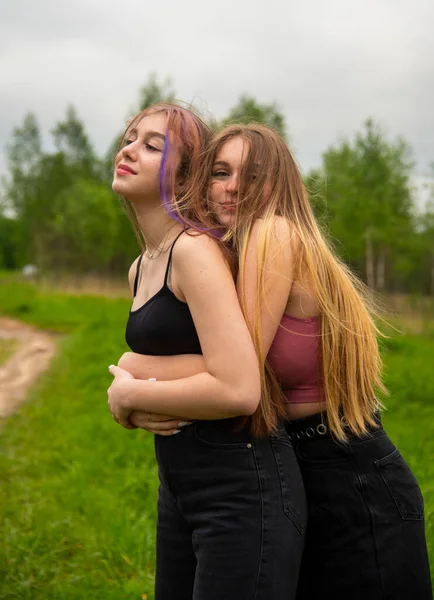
[284,411,382,443]
[194,417,253,443]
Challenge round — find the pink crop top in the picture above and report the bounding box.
[267,314,323,403]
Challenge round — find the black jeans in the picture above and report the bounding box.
[154,418,307,599]
[285,413,432,599]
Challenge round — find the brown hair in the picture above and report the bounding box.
[197,124,386,439]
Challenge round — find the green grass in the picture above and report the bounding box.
[379,326,434,570]
[0,279,433,597]
[0,339,18,366]
[0,281,158,599]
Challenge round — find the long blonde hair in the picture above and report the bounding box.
[199,124,386,439]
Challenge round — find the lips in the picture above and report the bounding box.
[117,163,136,175]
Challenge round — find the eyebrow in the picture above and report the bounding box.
[212,160,261,170]
[128,128,166,143]
[146,131,166,142]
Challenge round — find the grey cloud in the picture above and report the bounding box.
[0,0,433,180]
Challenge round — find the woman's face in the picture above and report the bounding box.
[112,112,168,202]
[209,136,249,228]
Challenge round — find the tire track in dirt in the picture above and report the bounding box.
[0,317,57,418]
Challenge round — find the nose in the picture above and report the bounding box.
[224,174,238,195]
[121,141,137,161]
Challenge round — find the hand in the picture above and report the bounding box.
[129,410,193,436]
[107,364,136,429]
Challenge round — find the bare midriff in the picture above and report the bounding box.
[284,401,326,421]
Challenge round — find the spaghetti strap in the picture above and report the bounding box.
[164,230,186,286]
[133,254,143,297]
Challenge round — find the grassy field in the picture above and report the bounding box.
[0,339,18,366]
[0,278,433,598]
[0,280,158,599]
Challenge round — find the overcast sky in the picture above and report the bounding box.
[1,0,433,192]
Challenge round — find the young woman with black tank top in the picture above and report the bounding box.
[108,104,307,600]
[119,123,432,598]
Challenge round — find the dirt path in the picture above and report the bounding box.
[0,317,57,418]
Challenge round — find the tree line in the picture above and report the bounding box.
[1,74,433,295]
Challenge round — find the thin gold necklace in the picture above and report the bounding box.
[144,224,178,260]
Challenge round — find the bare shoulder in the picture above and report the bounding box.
[253,216,299,252]
[172,231,225,266]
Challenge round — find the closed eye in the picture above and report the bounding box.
[145,143,160,152]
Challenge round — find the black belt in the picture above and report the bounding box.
[285,411,382,443]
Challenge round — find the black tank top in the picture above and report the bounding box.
[125,231,202,356]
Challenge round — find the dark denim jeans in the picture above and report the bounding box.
[285,413,432,599]
[154,418,307,599]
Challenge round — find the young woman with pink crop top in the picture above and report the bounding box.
[116,122,432,598]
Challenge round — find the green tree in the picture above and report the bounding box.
[315,119,414,291]
[221,94,287,140]
[3,113,42,218]
[50,179,119,272]
[425,207,434,295]
[420,172,434,295]
[2,113,44,264]
[0,214,25,269]
[137,72,175,112]
[51,105,100,178]
[2,109,111,271]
